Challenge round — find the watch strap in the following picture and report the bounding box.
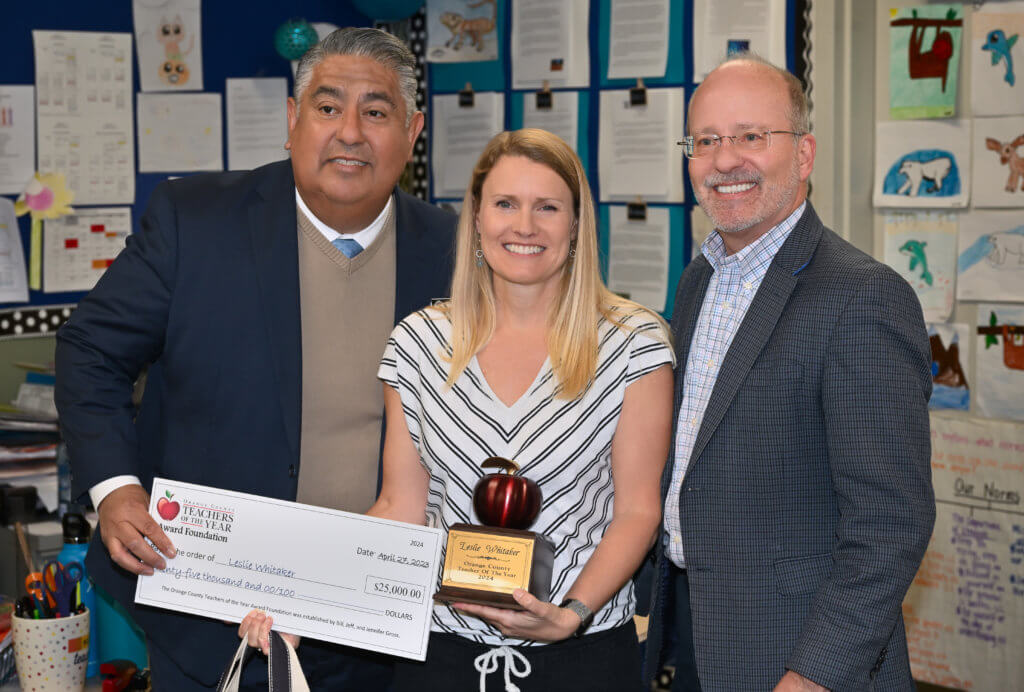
[559,598,594,638]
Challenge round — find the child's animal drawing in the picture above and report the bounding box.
[899,240,934,285]
[160,59,190,86]
[440,0,497,52]
[158,16,193,60]
[898,156,952,196]
[979,311,1024,371]
[982,29,1018,87]
[930,332,968,388]
[891,9,962,92]
[156,15,194,86]
[957,225,1024,275]
[988,231,1024,266]
[985,135,1024,193]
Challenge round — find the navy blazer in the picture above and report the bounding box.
[55,160,456,685]
[645,204,935,692]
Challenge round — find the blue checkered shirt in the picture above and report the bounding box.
[664,202,805,567]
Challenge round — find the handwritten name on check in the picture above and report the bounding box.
[135,478,443,660]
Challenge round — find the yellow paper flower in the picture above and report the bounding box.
[14,172,75,220]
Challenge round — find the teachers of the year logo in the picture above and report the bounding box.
[157,493,237,544]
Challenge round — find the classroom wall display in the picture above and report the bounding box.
[132,0,204,92]
[430,91,504,198]
[425,0,500,63]
[692,0,786,81]
[42,207,131,293]
[598,0,686,88]
[972,115,1024,208]
[33,31,135,206]
[903,413,1024,690]
[137,92,223,172]
[957,210,1024,302]
[889,3,963,119]
[975,303,1024,421]
[873,120,970,208]
[5,0,370,316]
[882,211,957,322]
[510,0,590,89]
[0,86,36,196]
[927,322,970,411]
[597,87,685,202]
[970,1,1024,116]
[509,90,588,166]
[0,198,29,304]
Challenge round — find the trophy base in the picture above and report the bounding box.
[434,523,554,610]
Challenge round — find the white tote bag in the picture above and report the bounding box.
[216,632,310,692]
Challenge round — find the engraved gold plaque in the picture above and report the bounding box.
[441,528,535,594]
[434,523,555,609]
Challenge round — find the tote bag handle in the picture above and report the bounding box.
[216,631,310,692]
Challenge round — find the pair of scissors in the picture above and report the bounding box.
[42,560,83,618]
[24,572,51,618]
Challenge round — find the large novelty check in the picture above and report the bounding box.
[135,478,443,660]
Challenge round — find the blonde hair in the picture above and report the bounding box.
[439,128,671,399]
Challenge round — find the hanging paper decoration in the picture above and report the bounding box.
[274,19,319,61]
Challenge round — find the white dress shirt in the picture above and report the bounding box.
[663,202,805,568]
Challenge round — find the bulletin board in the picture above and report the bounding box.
[868,2,1024,689]
[0,0,798,328]
[0,0,371,331]
[425,0,798,318]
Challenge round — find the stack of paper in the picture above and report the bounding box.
[0,411,59,512]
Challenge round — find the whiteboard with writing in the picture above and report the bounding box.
[903,413,1024,690]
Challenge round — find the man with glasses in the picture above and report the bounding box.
[644,56,934,691]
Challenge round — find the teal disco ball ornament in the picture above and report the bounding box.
[274,19,319,61]
[350,0,423,21]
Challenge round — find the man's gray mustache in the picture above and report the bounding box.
[701,170,764,188]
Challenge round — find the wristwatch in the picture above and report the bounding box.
[559,598,594,638]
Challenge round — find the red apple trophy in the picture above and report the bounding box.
[434,457,554,609]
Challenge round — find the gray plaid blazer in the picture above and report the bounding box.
[645,203,935,691]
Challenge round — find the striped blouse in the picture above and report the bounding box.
[377,306,674,646]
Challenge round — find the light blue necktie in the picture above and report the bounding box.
[331,237,363,258]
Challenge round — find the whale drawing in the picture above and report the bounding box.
[900,240,934,286]
[982,29,1018,86]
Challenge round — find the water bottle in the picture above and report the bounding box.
[56,512,100,678]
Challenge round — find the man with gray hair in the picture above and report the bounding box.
[644,55,934,691]
[56,27,455,690]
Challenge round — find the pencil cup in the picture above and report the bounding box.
[11,608,89,692]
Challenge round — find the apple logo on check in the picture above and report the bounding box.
[156,490,180,520]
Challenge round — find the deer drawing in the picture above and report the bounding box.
[986,134,1024,193]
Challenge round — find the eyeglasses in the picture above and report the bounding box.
[678,130,805,158]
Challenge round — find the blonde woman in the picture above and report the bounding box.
[241,129,673,691]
